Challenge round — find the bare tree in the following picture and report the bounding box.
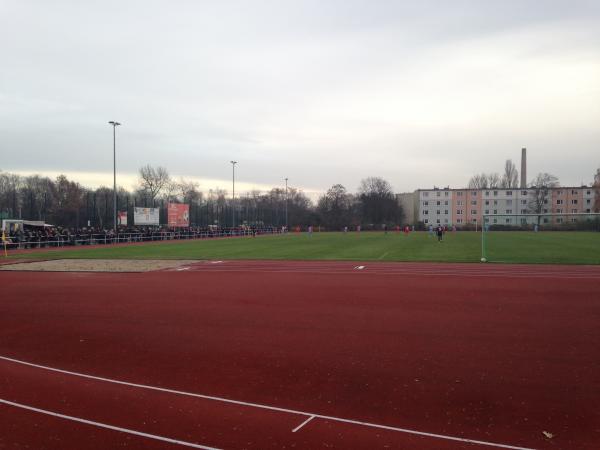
[528,173,559,223]
[138,165,170,206]
[501,159,519,188]
[468,173,489,189]
[488,173,501,188]
[357,177,403,225]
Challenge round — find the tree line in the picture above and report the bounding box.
[0,167,404,230]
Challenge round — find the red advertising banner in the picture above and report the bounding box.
[168,203,190,227]
[118,211,127,226]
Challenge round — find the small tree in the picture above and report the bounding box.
[528,173,559,224]
[138,165,170,206]
[501,160,519,188]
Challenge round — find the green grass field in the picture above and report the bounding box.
[9,231,600,264]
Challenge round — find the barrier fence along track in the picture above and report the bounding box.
[1,228,283,251]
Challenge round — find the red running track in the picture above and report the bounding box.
[0,261,599,449]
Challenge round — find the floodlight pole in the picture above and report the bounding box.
[285,177,288,230]
[108,121,121,232]
[230,161,237,228]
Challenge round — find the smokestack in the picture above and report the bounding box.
[520,147,527,188]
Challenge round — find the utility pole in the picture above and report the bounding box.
[285,177,288,230]
[230,161,237,228]
[108,121,121,232]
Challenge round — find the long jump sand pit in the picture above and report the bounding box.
[0,259,197,272]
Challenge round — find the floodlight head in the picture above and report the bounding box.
[230,160,237,165]
[108,121,121,126]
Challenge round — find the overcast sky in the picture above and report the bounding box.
[1,0,599,198]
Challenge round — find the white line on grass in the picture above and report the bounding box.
[0,355,535,450]
[292,415,315,432]
[0,398,221,450]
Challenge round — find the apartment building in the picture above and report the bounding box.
[415,187,598,227]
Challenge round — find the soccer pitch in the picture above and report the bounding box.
[10,231,600,264]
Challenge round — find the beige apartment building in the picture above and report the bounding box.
[398,186,598,227]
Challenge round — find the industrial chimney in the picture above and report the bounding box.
[520,147,527,188]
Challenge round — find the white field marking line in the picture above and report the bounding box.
[0,356,534,450]
[378,252,389,260]
[292,415,315,432]
[174,267,599,279]
[0,398,221,450]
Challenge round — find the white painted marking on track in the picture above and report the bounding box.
[0,398,221,450]
[292,415,315,432]
[176,267,190,271]
[0,355,535,450]
[353,265,365,270]
[210,261,223,264]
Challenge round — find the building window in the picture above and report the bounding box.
[445,210,448,215]
[457,192,463,196]
[457,201,463,206]
[587,199,591,204]
[506,191,512,196]
[493,191,498,196]
[423,210,428,215]
[571,199,578,204]
[471,191,477,196]
[485,200,490,206]
[436,219,440,223]
[436,192,441,197]
[506,209,512,214]
[424,219,428,223]
[586,190,591,195]
[556,199,563,205]
[543,218,549,223]
[557,218,563,223]
[586,209,591,213]
[423,192,429,197]
[571,190,578,195]
[493,200,498,205]
[505,218,511,223]
[507,199,512,205]
[521,209,527,214]
[571,209,578,213]
[437,201,441,205]
[444,201,448,205]
[456,210,463,215]
[485,210,489,214]
[444,192,449,197]
[521,190,528,195]
[471,200,477,206]
[437,210,441,214]
[556,209,563,213]
[543,209,548,213]
[521,200,527,205]
[471,210,477,215]
[485,191,490,196]
[557,190,563,195]
[457,219,463,223]
[493,218,497,224]
[493,210,497,214]
[424,201,429,206]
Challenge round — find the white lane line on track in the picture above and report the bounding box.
[292,415,315,432]
[0,398,221,450]
[0,355,534,450]
[172,268,599,279]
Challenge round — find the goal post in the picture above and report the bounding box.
[480,213,600,263]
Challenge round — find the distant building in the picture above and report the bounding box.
[396,192,417,225]
[411,186,597,227]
